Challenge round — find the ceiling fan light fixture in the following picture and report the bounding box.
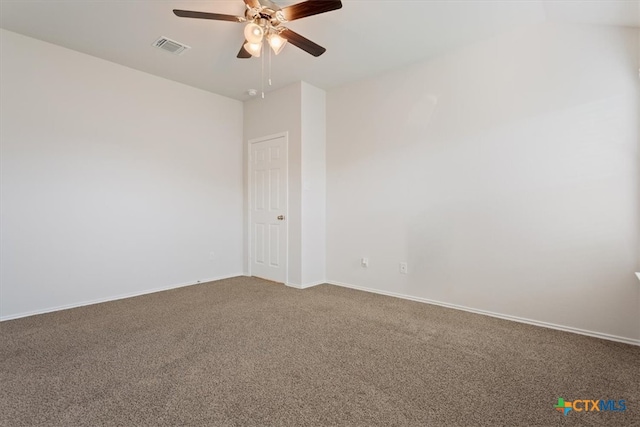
[267,33,287,55]
[244,22,264,43]
[173,0,343,59]
[244,41,262,57]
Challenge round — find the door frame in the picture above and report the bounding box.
[247,132,289,284]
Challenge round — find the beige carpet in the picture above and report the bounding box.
[1,276,638,426]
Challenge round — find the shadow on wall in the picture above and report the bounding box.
[327,24,640,340]
[403,92,640,337]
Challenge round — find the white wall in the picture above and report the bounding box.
[326,23,640,342]
[0,29,244,319]
[301,83,327,287]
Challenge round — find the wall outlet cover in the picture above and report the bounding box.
[400,262,408,274]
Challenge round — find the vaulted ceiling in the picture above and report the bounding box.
[1,1,639,100]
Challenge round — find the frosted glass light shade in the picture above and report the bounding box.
[244,23,264,44]
[244,41,262,57]
[267,33,287,55]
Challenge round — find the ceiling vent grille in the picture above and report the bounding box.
[153,36,191,55]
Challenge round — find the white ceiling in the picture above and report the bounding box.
[1,0,639,101]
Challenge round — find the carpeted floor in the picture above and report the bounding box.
[1,276,638,426]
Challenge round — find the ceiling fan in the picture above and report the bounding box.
[173,0,342,58]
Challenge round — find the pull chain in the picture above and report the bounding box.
[268,44,272,86]
[261,42,265,98]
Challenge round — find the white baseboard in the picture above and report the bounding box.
[327,280,640,347]
[286,280,325,290]
[0,274,243,322]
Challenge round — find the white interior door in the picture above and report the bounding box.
[249,134,287,283]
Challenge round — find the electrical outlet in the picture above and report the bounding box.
[209,252,216,260]
[361,257,369,267]
[400,262,408,274]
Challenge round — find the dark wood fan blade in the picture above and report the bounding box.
[237,42,252,58]
[173,9,243,22]
[243,0,261,8]
[282,0,342,21]
[280,29,326,57]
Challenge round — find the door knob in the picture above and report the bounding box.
[277,215,285,220]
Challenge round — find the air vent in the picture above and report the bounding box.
[153,36,191,55]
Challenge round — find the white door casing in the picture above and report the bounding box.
[248,133,288,283]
